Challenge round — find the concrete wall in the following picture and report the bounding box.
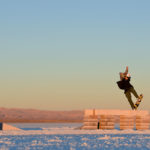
[81,109,150,130]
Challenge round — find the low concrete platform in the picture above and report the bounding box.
[0,123,21,131]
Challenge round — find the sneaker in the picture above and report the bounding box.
[134,104,138,110]
[139,94,143,100]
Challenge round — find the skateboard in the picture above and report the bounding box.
[134,94,143,110]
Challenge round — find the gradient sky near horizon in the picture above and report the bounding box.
[0,0,150,110]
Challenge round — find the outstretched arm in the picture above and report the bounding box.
[119,66,129,80]
[124,66,128,75]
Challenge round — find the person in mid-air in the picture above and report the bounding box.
[117,66,143,110]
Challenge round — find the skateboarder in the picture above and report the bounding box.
[117,66,143,110]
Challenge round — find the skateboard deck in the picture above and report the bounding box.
[134,94,143,110]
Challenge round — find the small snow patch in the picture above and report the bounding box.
[98,135,110,140]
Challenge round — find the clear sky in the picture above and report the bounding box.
[0,0,150,110]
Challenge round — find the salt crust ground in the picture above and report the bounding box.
[1,129,150,135]
[0,125,150,150]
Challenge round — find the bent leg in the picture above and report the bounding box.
[130,87,139,98]
[125,90,135,110]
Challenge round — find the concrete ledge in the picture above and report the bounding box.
[0,123,21,131]
[84,109,149,116]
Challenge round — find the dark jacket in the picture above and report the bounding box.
[117,77,133,92]
[122,77,133,92]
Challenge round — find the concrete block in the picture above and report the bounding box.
[0,123,21,131]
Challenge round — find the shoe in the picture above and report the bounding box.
[138,94,143,100]
[134,104,137,110]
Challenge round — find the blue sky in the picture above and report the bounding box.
[0,0,150,110]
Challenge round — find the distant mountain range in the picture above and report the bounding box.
[0,107,84,123]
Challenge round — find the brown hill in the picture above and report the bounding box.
[0,107,84,123]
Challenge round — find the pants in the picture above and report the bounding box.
[125,87,139,110]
